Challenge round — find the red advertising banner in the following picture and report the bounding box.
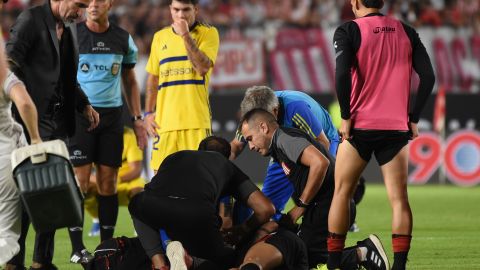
[210,38,265,88]
[269,27,480,93]
[409,131,480,186]
[270,29,335,93]
[425,29,479,92]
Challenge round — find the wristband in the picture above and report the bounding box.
[295,198,310,208]
[143,111,154,118]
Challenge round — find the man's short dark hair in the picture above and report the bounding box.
[241,108,277,126]
[198,136,231,159]
[169,0,198,5]
[362,0,384,9]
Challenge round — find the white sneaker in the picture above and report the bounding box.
[166,241,188,270]
[0,238,20,265]
[357,234,390,270]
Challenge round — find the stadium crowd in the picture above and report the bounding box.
[2,0,480,57]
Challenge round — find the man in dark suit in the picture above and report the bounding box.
[5,0,99,269]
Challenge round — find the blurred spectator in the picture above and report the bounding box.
[474,12,480,34]
[458,0,480,27]
[2,0,479,60]
[311,0,341,28]
[243,0,267,26]
[417,0,443,27]
[443,0,463,27]
[203,0,231,32]
[284,0,314,27]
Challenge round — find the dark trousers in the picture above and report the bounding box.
[8,206,56,266]
[299,197,357,269]
[129,191,236,268]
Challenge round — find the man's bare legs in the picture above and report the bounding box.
[328,141,367,230]
[326,141,366,269]
[381,146,412,270]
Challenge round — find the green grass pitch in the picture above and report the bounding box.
[14,185,480,270]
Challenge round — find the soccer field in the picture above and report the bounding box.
[16,185,480,270]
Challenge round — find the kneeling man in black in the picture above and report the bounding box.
[128,137,275,270]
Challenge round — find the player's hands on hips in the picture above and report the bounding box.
[339,118,352,141]
[408,121,419,139]
[144,113,159,137]
[83,105,100,131]
[133,119,148,150]
[172,19,189,37]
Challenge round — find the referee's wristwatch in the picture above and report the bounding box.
[295,198,310,208]
[131,115,143,122]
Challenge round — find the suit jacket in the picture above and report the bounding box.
[6,1,90,138]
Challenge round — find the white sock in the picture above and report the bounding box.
[359,247,368,262]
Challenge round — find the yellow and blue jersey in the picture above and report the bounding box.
[236,90,340,152]
[77,22,137,108]
[119,127,143,177]
[275,90,340,146]
[146,22,219,133]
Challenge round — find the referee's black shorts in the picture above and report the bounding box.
[68,106,123,167]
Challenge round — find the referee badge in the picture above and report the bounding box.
[111,63,120,75]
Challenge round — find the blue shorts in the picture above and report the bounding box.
[234,160,294,223]
[329,139,340,158]
[263,161,294,220]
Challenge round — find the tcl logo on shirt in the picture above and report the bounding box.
[281,162,291,176]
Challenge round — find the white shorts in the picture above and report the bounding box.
[0,158,21,264]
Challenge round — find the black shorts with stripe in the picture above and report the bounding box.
[68,106,124,167]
